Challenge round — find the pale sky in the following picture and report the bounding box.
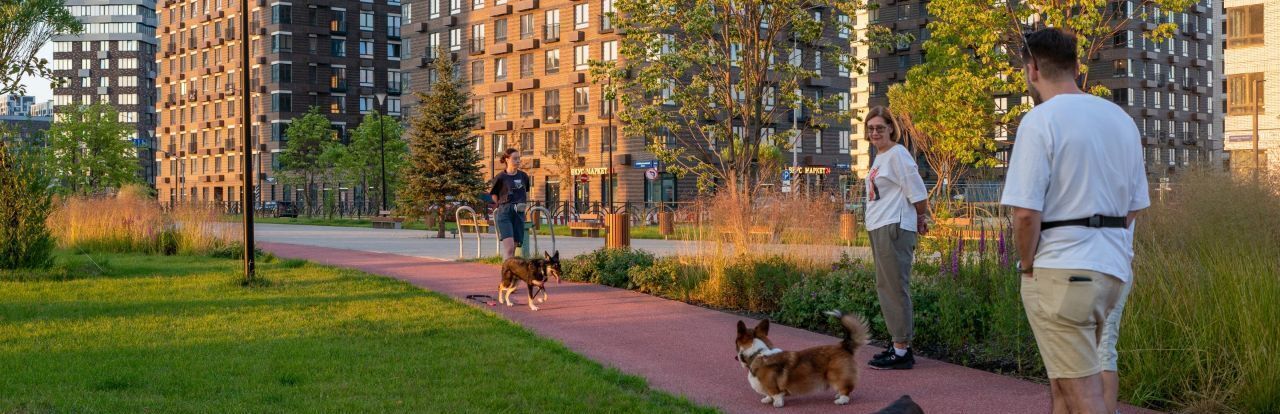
[18,43,55,101]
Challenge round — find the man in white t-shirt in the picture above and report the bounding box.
[1001,28,1150,414]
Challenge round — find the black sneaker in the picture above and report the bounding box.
[871,346,895,363]
[868,347,914,370]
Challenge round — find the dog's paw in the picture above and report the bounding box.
[537,297,546,303]
[760,396,773,404]
[505,301,513,307]
[834,395,850,405]
[529,304,540,311]
[771,396,785,408]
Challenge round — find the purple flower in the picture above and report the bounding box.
[951,240,962,277]
[998,227,1009,268]
[978,227,987,257]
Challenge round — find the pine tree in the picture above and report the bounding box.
[399,45,483,238]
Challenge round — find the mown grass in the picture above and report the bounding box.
[0,251,716,414]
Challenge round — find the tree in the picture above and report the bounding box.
[609,0,893,202]
[279,106,336,216]
[338,110,406,215]
[0,0,80,96]
[888,0,1197,198]
[45,102,138,195]
[0,142,55,270]
[542,123,578,210]
[399,46,484,238]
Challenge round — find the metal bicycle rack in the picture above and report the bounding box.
[524,205,557,257]
[455,206,483,260]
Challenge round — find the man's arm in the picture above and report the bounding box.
[1012,207,1042,275]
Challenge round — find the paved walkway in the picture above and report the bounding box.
[259,241,1157,414]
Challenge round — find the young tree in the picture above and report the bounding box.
[0,0,80,96]
[279,106,336,216]
[0,142,55,270]
[340,110,406,214]
[45,102,138,195]
[542,123,578,211]
[609,0,893,202]
[399,46,484,238]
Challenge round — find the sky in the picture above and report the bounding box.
[19,43,55,101]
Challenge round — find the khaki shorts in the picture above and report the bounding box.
[1021,268,1127,379]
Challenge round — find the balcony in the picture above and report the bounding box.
[490,42,512,55]
[514,38,539,51]
[543,24,560,42]
[388,84,403,95]
[543,105,560,123]
[515,78,538,90]
[515,0,538,12]
[489,82,512,93]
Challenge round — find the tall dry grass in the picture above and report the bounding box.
[1121,171,1280,413]
[48,185,240,255]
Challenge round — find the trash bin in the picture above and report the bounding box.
[840,213,858,244]
[605,213,630,248]
[658,211,674,236]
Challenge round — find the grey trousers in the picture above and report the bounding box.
[869,223,918,344]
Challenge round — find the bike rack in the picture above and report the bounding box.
[455,206,483,260]
[525,205,557,256]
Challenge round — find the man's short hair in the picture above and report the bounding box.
[1021,28,1078,79]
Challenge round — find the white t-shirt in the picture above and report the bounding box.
[865,144,929,232]
[1000,93,1151,283]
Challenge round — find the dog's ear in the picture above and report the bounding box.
[544,251,551,260]
[737,320,748,336]
[755,319,770,337]
[553,250,560,260]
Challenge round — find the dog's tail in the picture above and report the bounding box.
[823,310,870,354]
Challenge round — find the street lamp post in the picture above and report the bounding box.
[239,0,255,280]
[375,92,389,213]
[1253,79,1264,184]
[605,75,615,212]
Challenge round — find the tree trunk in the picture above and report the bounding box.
[437,205,447,238]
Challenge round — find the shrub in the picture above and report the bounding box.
[47,187,238,256]
[629,257,707,302]
[703,255,807,313]
[563,248,655,288]
[773,257,888,339]
[0,145,56,270]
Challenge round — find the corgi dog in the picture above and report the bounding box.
[735,310,870,408]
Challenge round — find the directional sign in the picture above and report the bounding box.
[634,160,659,169]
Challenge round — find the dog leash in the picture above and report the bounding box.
[465,294,498,306]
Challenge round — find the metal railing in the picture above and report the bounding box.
[455,205,483,259]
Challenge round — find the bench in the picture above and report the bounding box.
[933,218,985,240]
[457,218,492,234]
[569,213,606,237]
[720,225,781,243]
[372,211,405,229]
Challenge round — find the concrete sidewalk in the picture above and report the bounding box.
[260,241,1156,414]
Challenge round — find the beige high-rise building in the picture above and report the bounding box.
[1224,0,1279,175]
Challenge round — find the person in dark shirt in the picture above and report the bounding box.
[490,148,530,259]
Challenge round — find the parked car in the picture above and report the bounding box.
[274,201,298,218]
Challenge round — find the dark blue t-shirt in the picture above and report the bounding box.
[490,170,530,205]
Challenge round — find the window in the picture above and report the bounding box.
[574,86,589,112]
[360,11,375,31]
[450,0,461,14]
[813,129,822,154]
[762,86,774,110]
[331,66,348,89]
[472,24,486,51]
[1226,5,1264,48]
[837,14,850,39]
[730,43,741,66]
[1227,73,1265,115]
[520,92,534,117]
[428,32,441,57]
[360,40,374,57]
[601,126,616,151]
[1112,88,1132,106]
[602,40,617,61]
[495,19,508,42]
[544,130,560,154]
[388,97,401,115]
[545,49,560,73]
[495,57,507,79]
[473,0,484,10]
[838,92,849,111]
[520,14,534,39]
[359,95,373,112]
[1113,59,1130,77]
[545,9,561,40]
[388,42,401,59]
[494,95,508,119]
[601,0,614,31]
[331,95,346,113]
[471,60,484,84]
[519,131,534,153]
[271,92,292,112]
[839,130,850,153]
[331,39,347,56]
[360,67,374,86]
[271,63,291,83]
[520,53,533,77]
[271,4,291,24]
[544,89,560,120]
[388,69,403,92]
[430,0,440,17]
[574,45,589,70]
[575,127,589,153]
[389,15,402,37]
[574,3,589,29]
[450,28,462,51]
[271,33,293,52]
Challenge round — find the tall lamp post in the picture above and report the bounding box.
[239,0,255,281]
[605,75,616,212]
[1253,79,1264,184]
[375,92,389,213]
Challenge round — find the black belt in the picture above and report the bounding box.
[1042,215,1127,230]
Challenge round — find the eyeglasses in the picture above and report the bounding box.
[867,125,890,133]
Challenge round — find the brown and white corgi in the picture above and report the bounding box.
[735,310,870,408]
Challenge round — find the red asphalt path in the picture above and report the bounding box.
[261,242,1156,414]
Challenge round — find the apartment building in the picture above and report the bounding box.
[49,0,160,184]
[404,0,857,208]
[1224,0,1279,174]
[153,0,402,205]
[1,95,37,117]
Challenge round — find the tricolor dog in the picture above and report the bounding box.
[735,310,870,408]
[498,251,561,311]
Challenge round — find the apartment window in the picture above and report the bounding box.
[574,45,589,70]
[360,67,374,87]
[601,126,616,151]
[1227,73,1265,115]
[450,28,462,51]
[271,34,292,52]
[574,127,588,153]
[388,42,402,59]
[544,89,560,120]
[814,50,822,73]
[389,15,402,37]
[839,130,850,153]
[271,63,291,83]
[601,0,614,30]
[360,95,374,112]
[837,14,850,39]
[388,97,401,115]
[309,37,318,54]
[545,9,561,40]
[388,69,403,92]
[495,57,507,79]
[520,53,533,77]
[838,92,849,111]
[332,66,348,89]
[473,0,484,10]
[573,86,589,112]
[813,129,823,154]
[472,24,486,51]
[544,130,560,154]
[428,32,441,57]
[1226,5,1264,48]
[545,49,560,73]
[520,92,534,117]
[430,0,440,17]
[450,0,461,14]
[331,95,346,113]
[494,95,508,119]
[1112,88,1132,106]
[763,86,774,110]
[271,4,290,24]
[602,40,617,61]
[520,14,534,39]
[271,92,292,112]
[574,3,589,29]
[331,39,347,56]
[519,131,534,153]
[360,40,374,57]
[360,12,375,31]
[471,60,484,84]
[495,19,508,42]
[1113,59,1130,77]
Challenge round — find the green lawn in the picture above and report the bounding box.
[0,252,715,413]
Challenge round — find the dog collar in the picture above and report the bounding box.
[743,347,783,365]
